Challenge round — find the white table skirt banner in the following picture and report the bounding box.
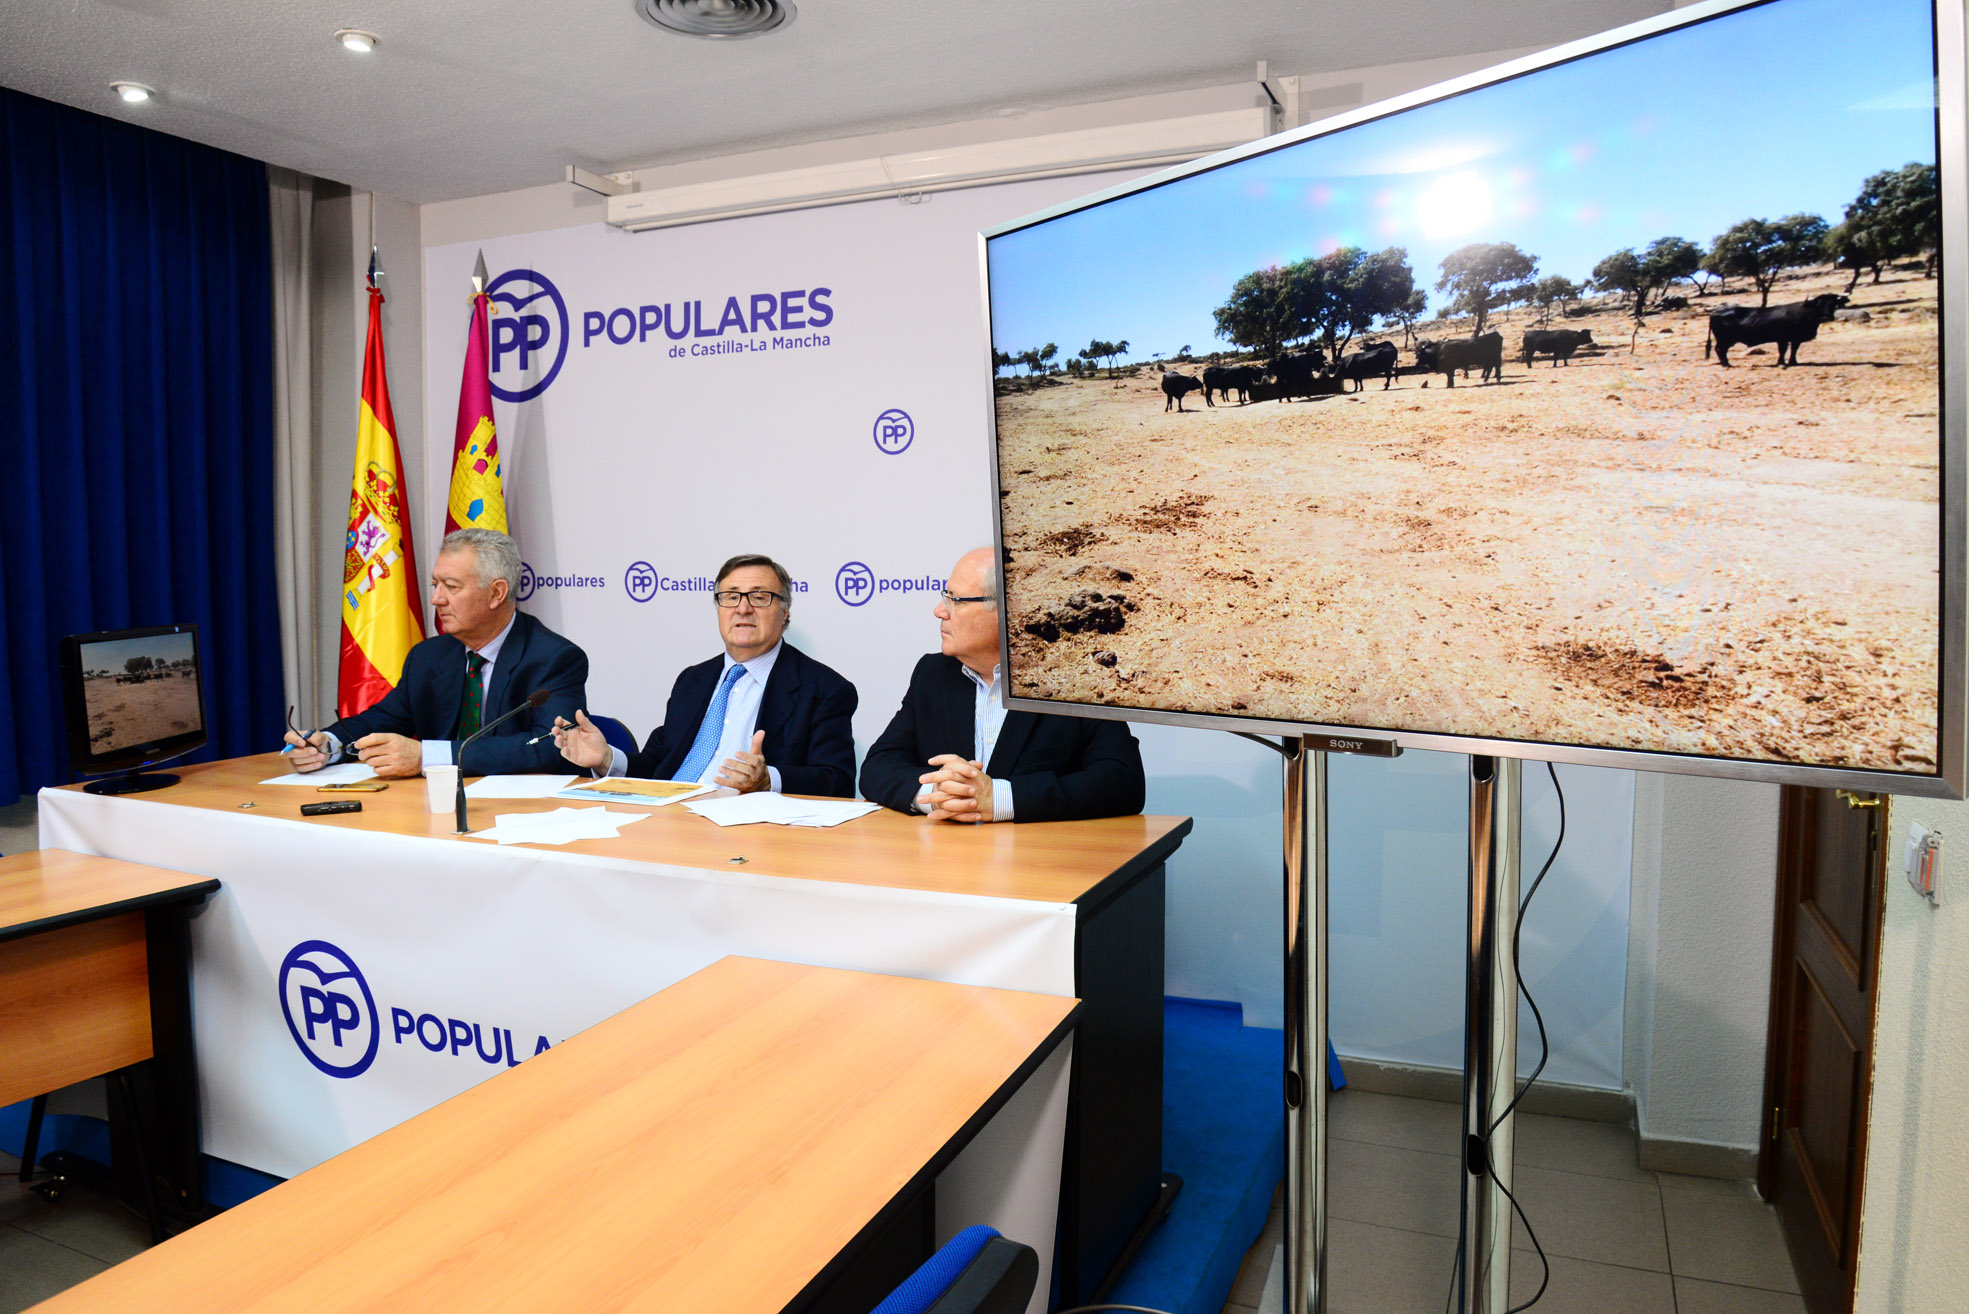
[38,788,1078,1177]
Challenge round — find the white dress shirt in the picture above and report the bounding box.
[606,641,785,792]
[914,662,1017,822]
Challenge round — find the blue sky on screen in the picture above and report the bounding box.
[79,632,196,673]
[986,0,1938,360]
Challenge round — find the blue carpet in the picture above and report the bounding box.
[1105,999,1291,1314]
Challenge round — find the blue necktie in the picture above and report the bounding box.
[676,664,746,782]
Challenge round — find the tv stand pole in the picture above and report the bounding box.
[1283,739,1329,1314]
[1460,755,1522,1314]
[1281,746,1523,1314]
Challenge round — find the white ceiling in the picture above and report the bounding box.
[0,0,1671,204]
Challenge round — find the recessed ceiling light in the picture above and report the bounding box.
[110,81,154,104]
[335,29,381,53]
[638,0,795,40]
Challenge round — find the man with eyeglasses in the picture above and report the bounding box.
[860,546,1144,823]
[554,553,857,796]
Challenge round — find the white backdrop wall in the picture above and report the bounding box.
[1328,752,1634,1088]
[419,162,1636,1080]
[1625,773,1778,1154]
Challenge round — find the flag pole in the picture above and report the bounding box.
[445,250,510,539]
[336,239,425,718]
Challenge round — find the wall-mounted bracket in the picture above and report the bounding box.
[566,165,637,198]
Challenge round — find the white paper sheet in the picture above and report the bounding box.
[682,793,881,828]
[259,763,378,785]
[467,806,650,846]
[464,774,581,799]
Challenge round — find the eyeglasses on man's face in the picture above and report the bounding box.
[940,591,992,606]
[712,589,786,609]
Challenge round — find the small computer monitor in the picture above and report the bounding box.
[58,624,207,794]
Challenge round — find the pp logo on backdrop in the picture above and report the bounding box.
[835,562,876,607]
[486,269,570,403]
[516,560,538,602]
[625,561,659,603]
[872,409,914,455]
[279,940,381,1079]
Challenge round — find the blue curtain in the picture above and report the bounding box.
[0,88,283,804]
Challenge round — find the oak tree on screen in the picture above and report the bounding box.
[1436,242,1537,337]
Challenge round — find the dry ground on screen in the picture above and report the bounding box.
[998,265,1942,771]
[85,670,200,751]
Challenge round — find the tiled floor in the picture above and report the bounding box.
[1224,1088,1806,1314]
[0,1150,153,1314]
[2,1090,1805,1314]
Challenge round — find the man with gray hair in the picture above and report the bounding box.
[860,545,1143,822]
[284,528,588,777]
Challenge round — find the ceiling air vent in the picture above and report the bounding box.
[638,0,795,39]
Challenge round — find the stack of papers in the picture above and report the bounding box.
[555,777,714,807]
[682,794,881,829]
[466,807,651,846]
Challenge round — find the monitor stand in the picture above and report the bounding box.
[83,771,181,796]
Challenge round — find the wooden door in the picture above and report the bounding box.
[1761,786,1885,1314]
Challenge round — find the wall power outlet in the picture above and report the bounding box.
[1905,823,1943,906]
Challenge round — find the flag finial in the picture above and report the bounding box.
[367,245,384,290]
[471,250,489,296]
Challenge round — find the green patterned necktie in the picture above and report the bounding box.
[460,651,488,740]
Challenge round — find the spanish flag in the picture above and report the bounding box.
[445,261,509,535]
[337,284,425,717]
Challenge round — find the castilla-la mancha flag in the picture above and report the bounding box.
[445,277,509,535]
[338,284,425,717]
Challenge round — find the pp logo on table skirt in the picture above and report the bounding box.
[279,939,381,1079]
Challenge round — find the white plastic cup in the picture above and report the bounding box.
[425,764,460,813]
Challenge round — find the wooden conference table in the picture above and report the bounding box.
[30,956,1081,1313]
[0,849,220,1228]
[41,755,1192,1304]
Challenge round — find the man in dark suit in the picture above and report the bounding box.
[860,547,1144,823]
[283,528,588,777]
[553,554,857,798]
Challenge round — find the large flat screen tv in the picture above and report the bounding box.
[983,0,1965,796]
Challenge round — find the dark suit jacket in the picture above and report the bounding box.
[328,610,588,775]
[859,654,1145,823]
[626,642,857,798]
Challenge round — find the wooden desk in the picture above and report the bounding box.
[141,753,1188,906]
[30,957,1080,1314]
[1,850,219,1226]
[42,754,1191,1303]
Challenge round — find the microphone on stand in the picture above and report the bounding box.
[454,687,556,834]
